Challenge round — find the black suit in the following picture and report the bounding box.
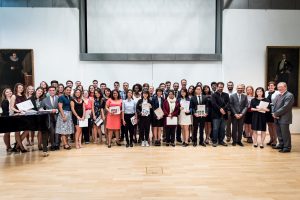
[189,95,208,144]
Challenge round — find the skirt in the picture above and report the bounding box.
[179,110,192,125]
[56,111,74,135]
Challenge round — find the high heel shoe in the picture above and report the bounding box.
[21,149,28,153]
[260,145,264,149]
[108,144,111,148]
[64,145,71,150]
[116,142,121,146]
[253,144,258,148]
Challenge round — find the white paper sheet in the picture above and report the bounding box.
[109,106,121,115]
[16,100,34,111]
[79,119,89,127]
[166,116,178,125]
[154,108,164,119]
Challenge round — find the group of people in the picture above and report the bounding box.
[0,78,294,156]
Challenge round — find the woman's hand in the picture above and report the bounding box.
[62,116,67,122]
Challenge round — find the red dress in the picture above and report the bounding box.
[106,98,122,130]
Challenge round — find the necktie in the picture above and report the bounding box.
[198,96,202,104]
[238,94,241,103]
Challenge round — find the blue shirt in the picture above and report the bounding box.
[122,99,136,114]
[58,95,71,111]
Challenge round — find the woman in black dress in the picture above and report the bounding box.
[1,88,13,152]
[250,87,270,148]
[244,86,254,143]
[10,83,28,153]
[203,85,212,144]
[71,89,85,149]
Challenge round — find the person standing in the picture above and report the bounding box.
[122,89,137,147]
[178,88,192,147]
[226,81,234,142]
[229,84,248,146]
[265,81,280,147]
[189,85,207,147]
[272,82,294,153]
[136,90,152,147]
[105,89,122,148]
[163,90,180,147]
[1,88,13,152]
[151,88,164,146]
[40,86,59,154]
[56,86,74,150]
[211,82,230,147]
[250,87,270,148]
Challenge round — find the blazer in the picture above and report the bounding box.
[229,93,248,117]
[273,91,294,124]
[189,95,208,115]
[136,98,152,119]
[211,92,230,120]
[40,95,59,110]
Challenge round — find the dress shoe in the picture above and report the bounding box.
[126,144,129,148]
[42,152,49,157]
[226,138,231,143]
[193,142,197,147]
[232,142,236,146]
[253,144,258,148]
[273,145,283,150]
[260,145,264,149]
[237,142,244,147]
[108,145,111,148]
[171,143,175,147]
[266,140,273,146]
[130,143,133,147]
[219,142,228,146]
[21,149,28,153]
[166,143,170,147]
[116,142,122,146]
[50,146,56,151]
[177,139,183,143]
[64,145,71,150]
[279,148,291,153]
[199,143,206,147]
[212,143,218,147]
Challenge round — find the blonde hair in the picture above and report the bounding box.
[245,86,254,97]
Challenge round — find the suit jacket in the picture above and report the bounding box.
[211,92,230,120]
[273,91,294,124]
[229,93,248,117]
[41,95,59,110]
[189,95,208,115]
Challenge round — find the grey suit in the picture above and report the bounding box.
[230,93,248,143]
[273,91,294,149]
[40,95,59,151]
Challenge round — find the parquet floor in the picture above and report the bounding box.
[0,134,299,200]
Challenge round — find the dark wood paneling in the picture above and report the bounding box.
[249,0,271,9]
[271,0,296,9]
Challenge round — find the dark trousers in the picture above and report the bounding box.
[231,116,244,143]
[275,122,292,149]
[193,116,205,144]
[42,117,57,152]
[212,118,226,144]
[226,112,232,139]
[120,124,126,139]
[82,118,92,142]
[166,126,176,144]
[139,116,151,141]
[124,114,135,144]
[176,125,181,141]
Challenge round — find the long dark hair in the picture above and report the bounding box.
[202,85,211,95]
[14,83,25,97]
[111,89,121,100]
[255,87,265,98]
[34,87,45,100]
[94,88,102,101]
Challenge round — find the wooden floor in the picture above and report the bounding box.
[0,135,299,200]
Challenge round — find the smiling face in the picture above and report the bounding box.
[127,90,133,99]
[65,87,72,96]
[48,87,56,97]
[256,89,263,98]
[268,83,275,92]
[83,90,89,98]
[17,85,24,94]
[5,89,12,99]
[112,90,119,99]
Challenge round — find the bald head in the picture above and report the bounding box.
[277,82,287,94]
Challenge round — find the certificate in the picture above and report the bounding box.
[197,105,206,116]
[181,101,190,112]
[154,108,164,119]
[16,100,34,111]
[130,116,137,125]
[141,103,150,116]
[94,116,103,126]
[109,106,121,115]
[79,118,89,127]
[166,117,178,126]
[257,101,269,113]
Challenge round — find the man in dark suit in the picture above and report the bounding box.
[229,84,248,146]
[189,85,207,147]
[211,82,230,147]
[40,86,59,155]
[272,82,294,153]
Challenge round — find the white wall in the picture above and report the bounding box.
[0,8,299,133]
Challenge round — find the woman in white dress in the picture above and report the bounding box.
[178,88,192,147]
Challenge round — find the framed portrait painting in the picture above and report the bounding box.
[267,46,300,107]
